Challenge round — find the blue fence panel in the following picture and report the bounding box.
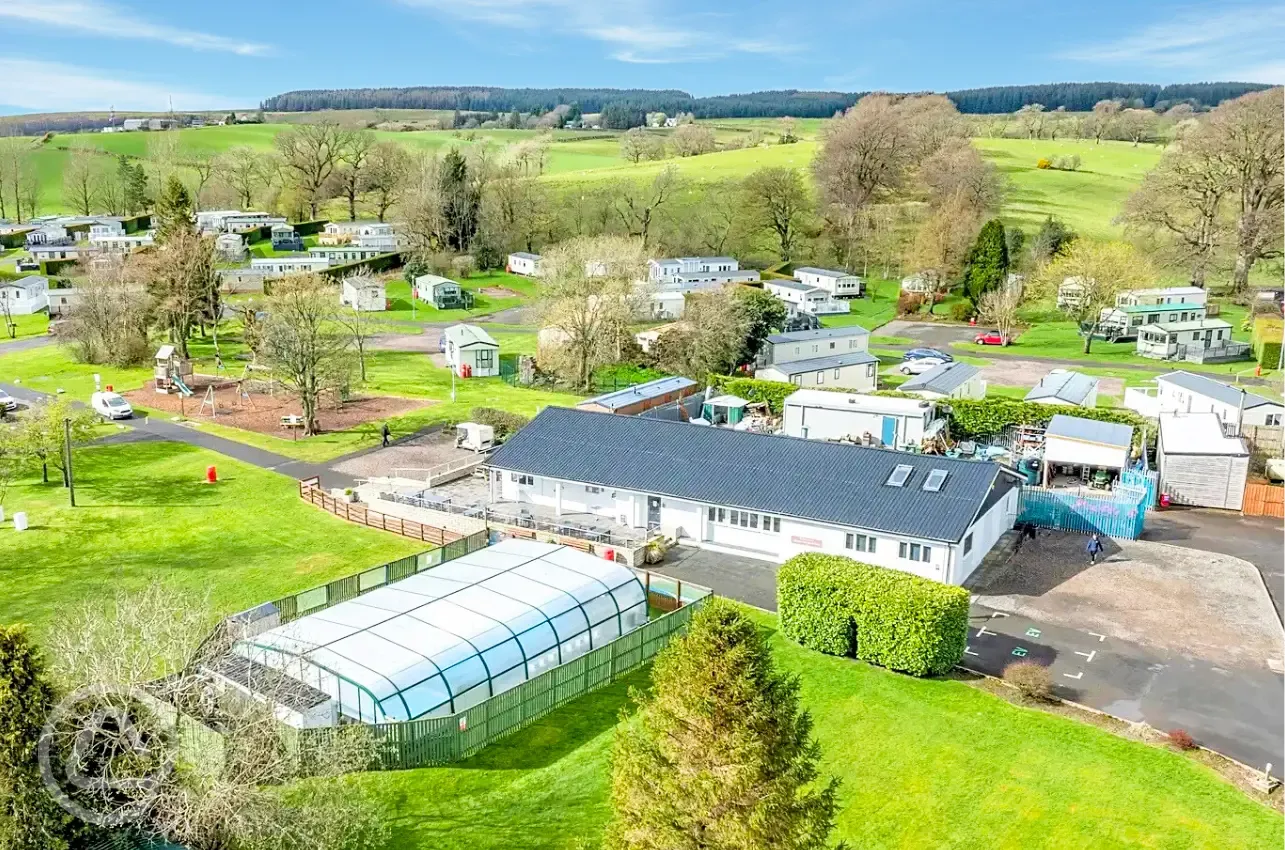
[1018,485,1149,539]
[1120,469,1158,511]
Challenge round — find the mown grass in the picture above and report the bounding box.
[383,270,540,323]
[0,440,421,634]
[363,607,1282,850]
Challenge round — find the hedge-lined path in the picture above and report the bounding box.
[658,544,1284,777]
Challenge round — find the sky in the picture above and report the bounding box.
[0,0,1282,113]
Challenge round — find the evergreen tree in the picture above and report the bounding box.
[1030,216,1077,265]
[962,219,1008,306]
[605,599,840,850]
[438,149,479,251]
[733,286,788,367]
[506,110,521,129]
[120,159,149,215]
[0,625,76,850]
[1004,226,1026,267]
[153,175,194,244]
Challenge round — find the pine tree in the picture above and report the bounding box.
[605,599,841,850]
[0,626,76,850]
[962,218,1009,306]
[438,149,479,251]
[153,175,194,244]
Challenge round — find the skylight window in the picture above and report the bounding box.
[886,464,914,487]
[922,469,948,492]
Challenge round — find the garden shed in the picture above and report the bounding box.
[231,539,648,726]
[1157,412,1250,510]
[1042,414,1133,488]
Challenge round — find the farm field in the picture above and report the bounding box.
[364,607,1282,850]
[0,440,421,635]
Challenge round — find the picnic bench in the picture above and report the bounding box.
[280,415,304,429]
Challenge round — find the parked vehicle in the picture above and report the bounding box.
[898,357,946,375]
[91,391,133,420]
[902,347,954,362]
[0,390,17,412]
[974,330,1010,346]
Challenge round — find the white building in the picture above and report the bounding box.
[763,279,850,315]
[794,267,863,299]
[782,390,944,449]
[201,212,288,234]
[1157,412,1250,511]
[756,326,878,392]
[87,232,154,254]
[249,257,331,276]
[443,324,500,378]
[1057,277,1088,310]
[1024,370,1099,408]
[485,407,1021,585]
[308,246,387,263]
[1041,415,1133,486]
[1116,286,1208,308]
[648,257,760,287]
[215,232,246,262]
[339,276,387,312]
[353,223,399,251]
[508,252,542,276]
[25,224,70,247]
[0,276,50,315]
[28,244,79,262]
[898,361,986,400]
[1135,318,1243,361]
[46,287,81,318]
[87,221,124,238]
[900,273,935,295]
[1125,371,1284,429]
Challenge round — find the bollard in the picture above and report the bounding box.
[13,511,28,532]
[206,465,217,483]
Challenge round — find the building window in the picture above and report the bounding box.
[964,533,973,555]
[829,341,836,350]
[585,485,603,494]
[816,371,824,385]
[708,507,715,521]
[509,473,533,485]
[730,509,739,525]
[898,542,931,562]
[866,363,876,378]
[1267,414,1282,426]
[834,368,842,379]
[790,374,803,386]
[718,508,726,522]
[750,513,759,529]
[845,533,876,553]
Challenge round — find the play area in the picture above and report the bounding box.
[127,346,431,436]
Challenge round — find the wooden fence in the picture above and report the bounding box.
[298,477,464,545]
[1242,482,1284,519]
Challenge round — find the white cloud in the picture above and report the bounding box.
[1060,3,1285,81]
[0,0,271,55]
[396,0,785,63]
[0,59,244,112]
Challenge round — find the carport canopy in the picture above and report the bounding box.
[1043,414,1133,470]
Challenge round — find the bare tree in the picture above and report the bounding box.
[275,121,350,219]
[920,139,1005,213]
[15,147,40,221]
[682,181,745,257]
[260,274,353,435]
[0,137,11,220]
[188,152,216,209]
[361,142,411,222]
[1114,109,1158,146]
[400,154,446,256]
[743,167,811,262]
[538,236,646,389]
[333,129,376,221]
[62,145,99,215]
[1082,99,1121,143]
[612,167,680,248]
[619,128,651,164]
[337,277,377,382]
[65,258,152,365]
[1035,241,1155,352]
[978,286,1022,342]
[1015,104,1046,139]
[481,167,550,253]
[214,146,270,210]
[908,189,984,282]
[669,123,716,157]
[140,227,216,358]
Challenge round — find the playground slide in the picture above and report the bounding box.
[171,375,194,397]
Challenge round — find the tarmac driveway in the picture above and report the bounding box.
[879,320,979,349]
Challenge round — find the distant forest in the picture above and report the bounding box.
[260,81,1272,118]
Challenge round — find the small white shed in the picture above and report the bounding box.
[443,324,500,378]
[782,389,942,449]
[340,276,387,312]
[1042,414,1133,486]
[508,252,542,276]
[1157,412,1250,510]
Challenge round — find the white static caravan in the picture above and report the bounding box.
[1157,412,1250,511]
[794,267,863,298]
[1125,370,1284,428]
[763,279,850,315]
[0,276,50,315]
[782,390,942,449]
[507,252,542,276]
[249,257,331,276]
[443,324,500,378]
[339,276,387,312]
[1116,286,1208,308]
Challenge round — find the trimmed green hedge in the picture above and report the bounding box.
[779,553,969,676]
[39,259,78,276]
[291,219,329,237]
[708,374,796,413]
[1252,317,1282,369]
[948,398,1152,444]
[120,214,151,234]
[0,228,34,250]
[319,252,403,280]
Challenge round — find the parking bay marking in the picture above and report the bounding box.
[964,646,980,657]
[1062,671,1084,680]
[1088,632,1107,642]
[1074,650,1097,663]
[976,625,994,637]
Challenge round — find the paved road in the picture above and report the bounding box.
[0,334,57,354]
[659,544,1284,775]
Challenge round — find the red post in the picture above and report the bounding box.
[206,465,217,483]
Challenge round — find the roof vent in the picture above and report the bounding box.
[922,469,948,492]
[886,464,914,487]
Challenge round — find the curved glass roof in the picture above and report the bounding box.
[234,539,647,724]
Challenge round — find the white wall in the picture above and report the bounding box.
[509,255,540,276]
[1044,435,1129,470]
[758,362,877,392]
[783,400,935,447]
[768,332,868,364]
[1156,380,1284,427]
[1158,448,1249,510]
[951,486,1019,584]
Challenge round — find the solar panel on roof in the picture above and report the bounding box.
[922,469,948,492]
[886,464,914,487]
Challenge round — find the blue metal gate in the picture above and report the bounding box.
[1018,484,1150,539]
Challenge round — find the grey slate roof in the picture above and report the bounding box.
[766,279,820,293]
[1046,414,1133,448]
[487,406,1014,543]
[1157,370,1279,411]
[510,251,541,260]
[1024,370,1098,405]
[767,325,870,344]
[3,275,48,292]
[762,351,878,375]
[900,361,980,395]
[794,266,850,278]
[578,376,697,411]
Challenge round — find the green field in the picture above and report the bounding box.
[384,270,541,323]
[0,440,421,634]
[362,607,1281,850]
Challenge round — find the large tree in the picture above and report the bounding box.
[214,146,271,210]
[921,139,1005,213]
[260,274,354,435]
[439,147,480,251]
[142,225,216,358]
[605,599,840,850]
[732,285,788,367]
[62,146,98,215]
[1036,240,1155,352]
[64,258,151,366]
[10,396,97,486]
[743,167,810,262]
[152,175,195,244]
[333,129,376,222]
[612,167,680,249]
[361,141,412,222]
[962,219,1009,305]
[909,189,984,284]
[275,120,349,218]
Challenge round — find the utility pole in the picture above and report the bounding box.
[63,417,76,507]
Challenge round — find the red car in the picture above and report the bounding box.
[974,329,1010,346]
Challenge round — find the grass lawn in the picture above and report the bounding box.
[364,608,1281,850]
[0,312,51,341]
[383,271,541,324]
[0,440,421,634]
[821,277,901,331]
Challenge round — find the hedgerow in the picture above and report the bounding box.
[947,398,1151,443]
[778,553,970,676]
[1252,317,1282,369]
[707,374,796,413]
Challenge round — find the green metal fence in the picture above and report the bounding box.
[298,597,707,770]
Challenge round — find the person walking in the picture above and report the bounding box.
[381,422,391,448]
[1086,534,1103,565]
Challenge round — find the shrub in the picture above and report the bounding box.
[469,406,529,437]
[897,292,924,316]
[39,258,78,276]
[949,301,975,322]
[319,252,403,280]
[1252,317,1282,368]
[1003,660,1053,701]
[1166,729,1197,751]
[707,374,796,414]
[1051,154,1082,171]
[778,553,970,676]
[1036,158,1053,169]
[947,398,1152,445]
[291,219,329,237]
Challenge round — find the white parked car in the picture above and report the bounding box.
[91,391,133,420]
[0,390,17,412]
[898,357,946,375]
